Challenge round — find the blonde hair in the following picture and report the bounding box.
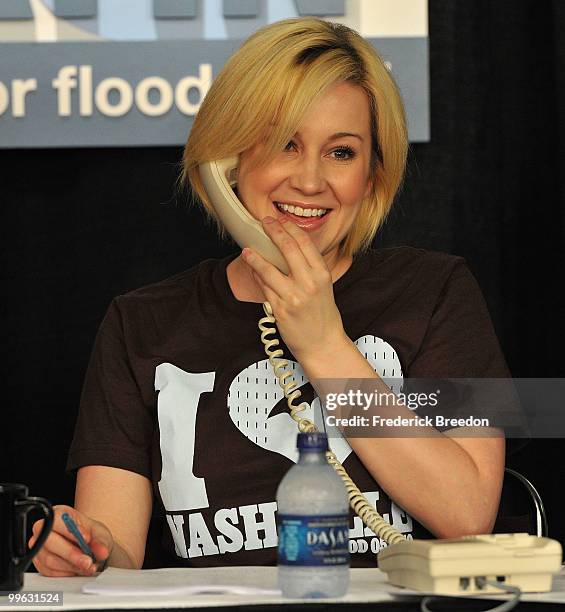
[181,17,408,256]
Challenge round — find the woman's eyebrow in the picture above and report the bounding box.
[329,131,364,141]
[291,131,364,142]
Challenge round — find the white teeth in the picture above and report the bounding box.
[275,202,328,217]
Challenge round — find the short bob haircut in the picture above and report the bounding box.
[182,17,408,257]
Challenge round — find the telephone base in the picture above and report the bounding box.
[378,533,562,595]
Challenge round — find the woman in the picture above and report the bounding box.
[31,17,507,576]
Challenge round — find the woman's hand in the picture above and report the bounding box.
[30,504,113,577]
[241,215,348,361]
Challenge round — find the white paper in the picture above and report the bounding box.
[82,567,281,597]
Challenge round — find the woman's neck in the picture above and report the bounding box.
[226,250,353,303]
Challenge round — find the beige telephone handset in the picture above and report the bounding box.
[199,158,289,274]
[198,158,562,599]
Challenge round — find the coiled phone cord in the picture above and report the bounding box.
[259,302,405,547]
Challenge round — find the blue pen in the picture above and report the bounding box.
[61,512,97,564]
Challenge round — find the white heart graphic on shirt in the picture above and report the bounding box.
[227,335,403,464]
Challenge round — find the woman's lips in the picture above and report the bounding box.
[272,203,330,230]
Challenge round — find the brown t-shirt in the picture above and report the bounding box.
[67,247,510,567]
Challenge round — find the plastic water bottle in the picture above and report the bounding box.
[276,432,350,598]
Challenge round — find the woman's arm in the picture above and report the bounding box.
[296,334,505,539]
[31,466,152,576]
[241,216,505,539]
[59,297,155,573]
[75,465,153,569]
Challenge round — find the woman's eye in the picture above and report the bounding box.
[284,141,297,151]
[331,146,355,160]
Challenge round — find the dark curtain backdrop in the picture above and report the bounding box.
[3,0,565,546]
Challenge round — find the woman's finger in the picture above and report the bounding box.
[30,505,107,577]
[250,269,279,308]
[32,567,77,578]
[260,216,313,279]
[36,548,91,575]
[52,505,110,553]
[31,528,96,575]
[40,528,94,570]
[271,215,327,271]
[88,522,113,565]
[242,246,290,301]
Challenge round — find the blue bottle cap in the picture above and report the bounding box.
[297,432,329,451]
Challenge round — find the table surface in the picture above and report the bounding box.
[2,566,565,611]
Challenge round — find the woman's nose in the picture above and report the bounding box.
[288,155,326,194]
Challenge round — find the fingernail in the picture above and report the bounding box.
[80,556,93,570]
[262,216,275,224]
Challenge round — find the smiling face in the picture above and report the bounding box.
[236,81,374,273]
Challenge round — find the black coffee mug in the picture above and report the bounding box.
[0,483,54,592]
